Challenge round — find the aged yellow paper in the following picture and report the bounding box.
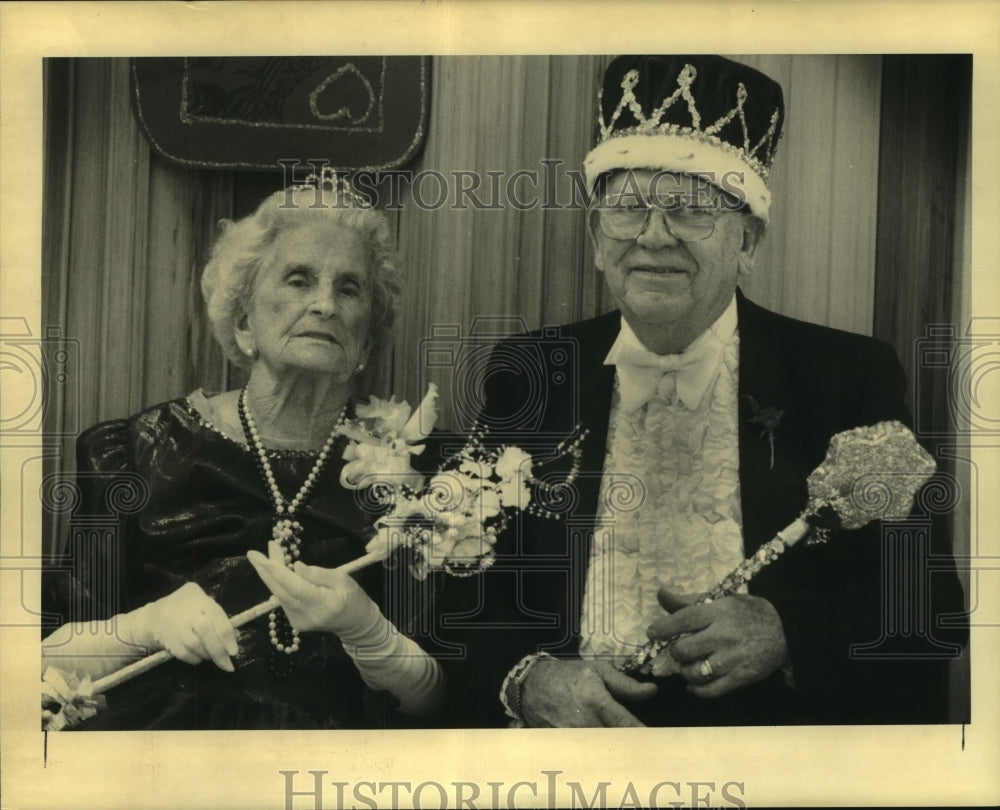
[2,2,998,808]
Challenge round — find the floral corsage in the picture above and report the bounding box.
[338,384,583,579]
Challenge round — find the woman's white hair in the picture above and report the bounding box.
[201,185,401,369]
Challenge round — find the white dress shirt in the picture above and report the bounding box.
[578,297,746,664]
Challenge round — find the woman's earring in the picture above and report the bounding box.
[355,362,366,373]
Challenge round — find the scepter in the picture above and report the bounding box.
[618,420,938,676]
[42,386,583,729]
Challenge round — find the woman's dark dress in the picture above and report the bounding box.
[43,394,420,730]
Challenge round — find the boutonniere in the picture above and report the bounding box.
[743,395,784,471]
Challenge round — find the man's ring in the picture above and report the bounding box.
[698,658,715,679]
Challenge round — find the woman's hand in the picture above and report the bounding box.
[247,541,378,638]
[249,541,445,716]
[133,582,239,671]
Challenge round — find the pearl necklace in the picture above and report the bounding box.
[237,386,346,666]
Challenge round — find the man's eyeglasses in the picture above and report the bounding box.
[597,199,731,242]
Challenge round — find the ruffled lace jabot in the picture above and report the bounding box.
[580,307,745,662]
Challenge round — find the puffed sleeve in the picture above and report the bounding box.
[42,419,137,633]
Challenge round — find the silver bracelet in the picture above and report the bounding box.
[499,651,553,726]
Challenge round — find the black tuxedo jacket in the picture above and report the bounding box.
[434,290,966,727]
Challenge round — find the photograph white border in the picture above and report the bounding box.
[2,2,998,808]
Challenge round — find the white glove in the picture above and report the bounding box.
[125,581,239,671]
[42,581,239,680]
[248,541,379,636]
[248,542,444,716]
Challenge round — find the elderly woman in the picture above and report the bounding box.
[42,178,444,729]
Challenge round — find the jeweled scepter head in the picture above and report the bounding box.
[621,420,937,675]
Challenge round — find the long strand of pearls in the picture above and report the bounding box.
[238,386,345,660]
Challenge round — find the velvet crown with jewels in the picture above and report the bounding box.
[583,55,785,222]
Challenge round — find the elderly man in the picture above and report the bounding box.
[441,55,965,727]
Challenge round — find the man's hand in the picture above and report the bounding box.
[520,657,657,727]
[646,589,789,698]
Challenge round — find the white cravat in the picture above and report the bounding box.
[604,312,728,413]
[581,298,743,663]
